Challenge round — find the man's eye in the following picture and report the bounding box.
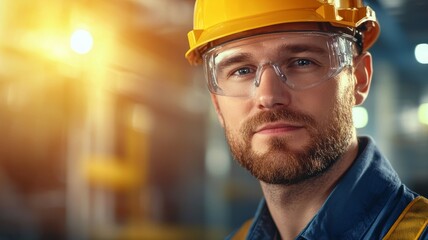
[295,59,313,66]
[233,67,254,76]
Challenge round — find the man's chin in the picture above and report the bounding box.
[248,152,333,185]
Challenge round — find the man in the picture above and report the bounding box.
[185,0,428,239]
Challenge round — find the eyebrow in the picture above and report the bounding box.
[277,43,327,55]
[216,52,254,70]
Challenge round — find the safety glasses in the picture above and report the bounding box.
[203,31,356,97]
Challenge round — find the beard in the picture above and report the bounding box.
[224,86,355,185]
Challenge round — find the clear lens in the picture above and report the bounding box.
[203,32,355,97]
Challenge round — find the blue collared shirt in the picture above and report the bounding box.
[227,137,427,239]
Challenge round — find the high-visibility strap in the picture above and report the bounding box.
[232,219,253,240]
[383,196,428,240]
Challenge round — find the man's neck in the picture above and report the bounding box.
[260,138,360,240]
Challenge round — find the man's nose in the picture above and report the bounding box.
[254,65,291,109]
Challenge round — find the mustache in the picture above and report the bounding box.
[241,108,316,137]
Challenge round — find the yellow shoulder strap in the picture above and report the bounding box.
[232,219,253,240]
[383,196,428,240]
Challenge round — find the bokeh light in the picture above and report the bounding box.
[353,106,369,129]
[415,43,428,64]
[70,29,93,54]
[418,103,428,125]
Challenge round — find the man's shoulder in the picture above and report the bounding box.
[227,196,428,240]
[383,196,428,240]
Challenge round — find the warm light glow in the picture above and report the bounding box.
[415,43,428,64]
[70,29,93,54]
[418,103,428,125]
[353,107,369,129]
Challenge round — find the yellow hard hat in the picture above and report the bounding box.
[185,0,380,65]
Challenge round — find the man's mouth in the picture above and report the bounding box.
[254,122,304,135]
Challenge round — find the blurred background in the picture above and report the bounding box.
[0,0,426,239]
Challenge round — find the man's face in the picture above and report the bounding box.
[209,31,364,185]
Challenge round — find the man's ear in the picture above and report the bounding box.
[353,52,373,106]
[210,94,225,128]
